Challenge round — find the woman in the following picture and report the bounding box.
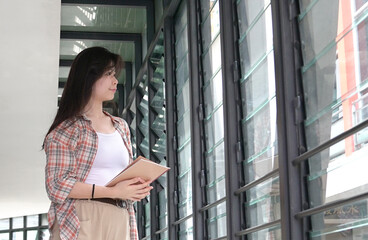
[44,47,152,240]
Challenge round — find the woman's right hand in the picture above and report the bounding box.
[112,177,153,201]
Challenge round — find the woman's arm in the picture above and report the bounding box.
[68,177,153,201]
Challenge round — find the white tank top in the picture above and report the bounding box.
[85,130,129,186]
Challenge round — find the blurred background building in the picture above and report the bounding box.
[0,0,368,239]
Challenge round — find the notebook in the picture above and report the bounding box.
[105,156,170,187]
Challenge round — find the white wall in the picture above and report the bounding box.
[0,0,60,218]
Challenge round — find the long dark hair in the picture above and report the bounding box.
[45,47,123,139]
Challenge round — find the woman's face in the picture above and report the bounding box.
[91,67,118,102]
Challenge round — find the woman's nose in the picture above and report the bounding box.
[113,76,118,85]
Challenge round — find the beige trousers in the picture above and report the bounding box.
[51,200,130,240]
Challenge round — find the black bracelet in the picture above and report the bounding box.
[92,184,95,199]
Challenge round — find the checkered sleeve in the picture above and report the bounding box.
[44,138,78,205]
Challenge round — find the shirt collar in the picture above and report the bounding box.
[79,111,120,126]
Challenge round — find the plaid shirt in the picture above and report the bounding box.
[44,112,138,240]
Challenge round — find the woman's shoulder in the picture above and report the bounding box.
[45,117,83,144]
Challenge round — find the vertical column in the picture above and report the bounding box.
[187,0,205,239]
[219,0,242,238]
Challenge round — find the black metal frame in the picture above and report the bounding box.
[60,0,155,46]
[0,214,48,240]
[218,0,243,238]
[187,0,205,239]
[60,31,142,76]
[163,16,178,240]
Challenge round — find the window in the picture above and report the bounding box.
[296,0,368,238]
[198,0,227,239]
[235,0,281,238]
[0,214,49,240]
[173,2,194,239]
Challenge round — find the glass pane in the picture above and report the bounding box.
[178,218,193,240]
[204,105,224,149]
[159,230,168,240]
[178,172,193,218]
[244,177,281,228]
[26,215,38,228]
[175,55,189,90]
[246,225,282,240]
[176,79,190,119]
[238,6,273,80]
[309,199,368,239]
[0,233,9,240]
[41,214,48,226]
[307,126,368,209]
[242,98,278,163]
[12,217,23,229]
[237,0,271,38]
[41,229,50,240]
[59,39,135,62]
[175,26,188,61]
[206,201,227,239]
[243,144,278,184]
[11,232,23,240]
[177,111,191,148]
[298,0,341,65]
[201,35,222,83]
[158,184,168,229]
[203,70,223,115]
[175,0,192,222]
[200,0,220,52]
[58,66,70,79]
[240,54,275,117]
[61,5,146,33]
[0,219,9,231]
[205,142,226,203]
[27,230,38,239]
[144,200,151,237]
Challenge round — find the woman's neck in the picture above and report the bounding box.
[83,100,105,119]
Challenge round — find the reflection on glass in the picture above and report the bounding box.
[178,218,193,240]
[246,225,282,240]
[12,217,23,229]
[175,1,193,222]
[0,219,9,231]
[11,232,22,240]
[0,233,9,240]
[206,201,227,239]
[309,199,368,239]
[298,0,368,236]
[307,126,368,209]
[26,215,38,228]
[236,0,280,234]
[244,177,281,228]
[61,5,147,34]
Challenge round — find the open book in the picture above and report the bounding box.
[105,156,170,187]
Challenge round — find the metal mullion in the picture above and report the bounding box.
[187,0,204,239]
[235,168,279,195]
[135,65,145,238]
[295,191,368,219]
[148,61,158,240]
[61,0,153,6]
[60,30,141,41]
[219,0,242,239]
[164,16,178,240]
[235,219,282,237]
[272,0,307,239]
[23,216,26,240]
[293,118,368,165]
